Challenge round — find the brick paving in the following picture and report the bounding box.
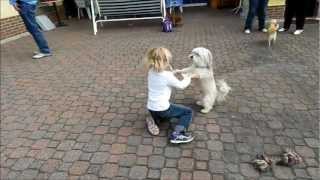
[1,7,319,180]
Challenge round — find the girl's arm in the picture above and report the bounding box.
[173,65,195,74]
[167,72,191,90]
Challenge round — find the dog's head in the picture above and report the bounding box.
[270,19,278,25]
[189,47,213,69]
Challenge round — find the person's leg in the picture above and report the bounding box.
[283,0,295,29]
[245,0,259,30]
[295,0,306,30]
[257,0,268,30]
[19,2,51,54]
[158,104,193,133]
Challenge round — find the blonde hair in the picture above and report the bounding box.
[144,47,173,72]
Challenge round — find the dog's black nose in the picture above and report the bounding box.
[190,55,193,59]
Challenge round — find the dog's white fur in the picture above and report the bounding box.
[175,47,231,113]
[268,19,279,47]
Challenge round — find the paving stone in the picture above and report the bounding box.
[267,120,283,129]
[21,169,38,179]
[127,136,142,146]
[110,144,127,154]
[11,158,34,171]
[178,158,194,171]
[164,147,181,158]
[118,167,130,177]
[166,159,177,168]
[294,169,311,179]
[90,152,109,164]
[148,155,165,169]
[49,172,68,180]
[57,140,75,151]
[119,154,137,167]
[225,174,244,180]
[295,146,315,158]
[193,171,211,180]
[79,153,92,161]
[223,151,239,163]
[209,160,224,174]
[180,172,193,180]
[193,148,209,161]
[129,166,148,179]
[226,163,239,173]
[82,142,101,152]
[307,167,320,178]
[161,168,179,180]
[79,174,98,180]
[221,133,235,143]
[40,159,61,173]
[304,138,319,148]
[99,163,119,178]
[148,169,161,179]
[63,150,82,162]
[69,161,89,175]
[207,140,223,151]
[240,163,259,178]
[273,166,295,179]
[137,145,153,156]
[9,147,29,158]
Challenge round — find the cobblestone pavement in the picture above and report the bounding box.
[1,7,319,180]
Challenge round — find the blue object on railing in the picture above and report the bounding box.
[166,0,183,7]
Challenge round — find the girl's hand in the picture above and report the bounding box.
[181,73,191,79]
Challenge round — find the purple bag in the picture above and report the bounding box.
[162,17,173,32]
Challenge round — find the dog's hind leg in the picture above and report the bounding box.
[268,39,271,47]
[200,96,213,114]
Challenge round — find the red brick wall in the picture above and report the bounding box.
[0,5,65,41]
[0,16,27,40]
[268,5,285,20]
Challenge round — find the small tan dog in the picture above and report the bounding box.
[268,19,279,47]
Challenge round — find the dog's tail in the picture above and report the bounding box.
[216,79,231,102]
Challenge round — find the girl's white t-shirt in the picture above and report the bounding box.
[147,70,191,111]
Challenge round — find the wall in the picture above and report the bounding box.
[0,0,18,19]
[0,0,65,40]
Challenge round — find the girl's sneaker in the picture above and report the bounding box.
[170,131,194,144]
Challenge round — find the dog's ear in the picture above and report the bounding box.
[205,49,213,69]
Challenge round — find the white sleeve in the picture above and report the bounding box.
[166,72,191,90]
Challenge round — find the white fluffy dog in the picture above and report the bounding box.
[174,47,231,113]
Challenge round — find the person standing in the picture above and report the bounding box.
[244,0,269,34]
[10,0,52,59]
[278,0,307,35]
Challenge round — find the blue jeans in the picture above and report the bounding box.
[245,0,268,30]
[149,104,193,133]
[18,1,51,54]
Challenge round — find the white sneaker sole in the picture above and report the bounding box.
[170,136,194,144]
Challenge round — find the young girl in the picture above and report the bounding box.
[144,47,197,144]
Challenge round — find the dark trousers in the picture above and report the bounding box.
[18,1,51,53]
[283,0,307,30]
[149,104,193,133]
[245,0,269,30]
